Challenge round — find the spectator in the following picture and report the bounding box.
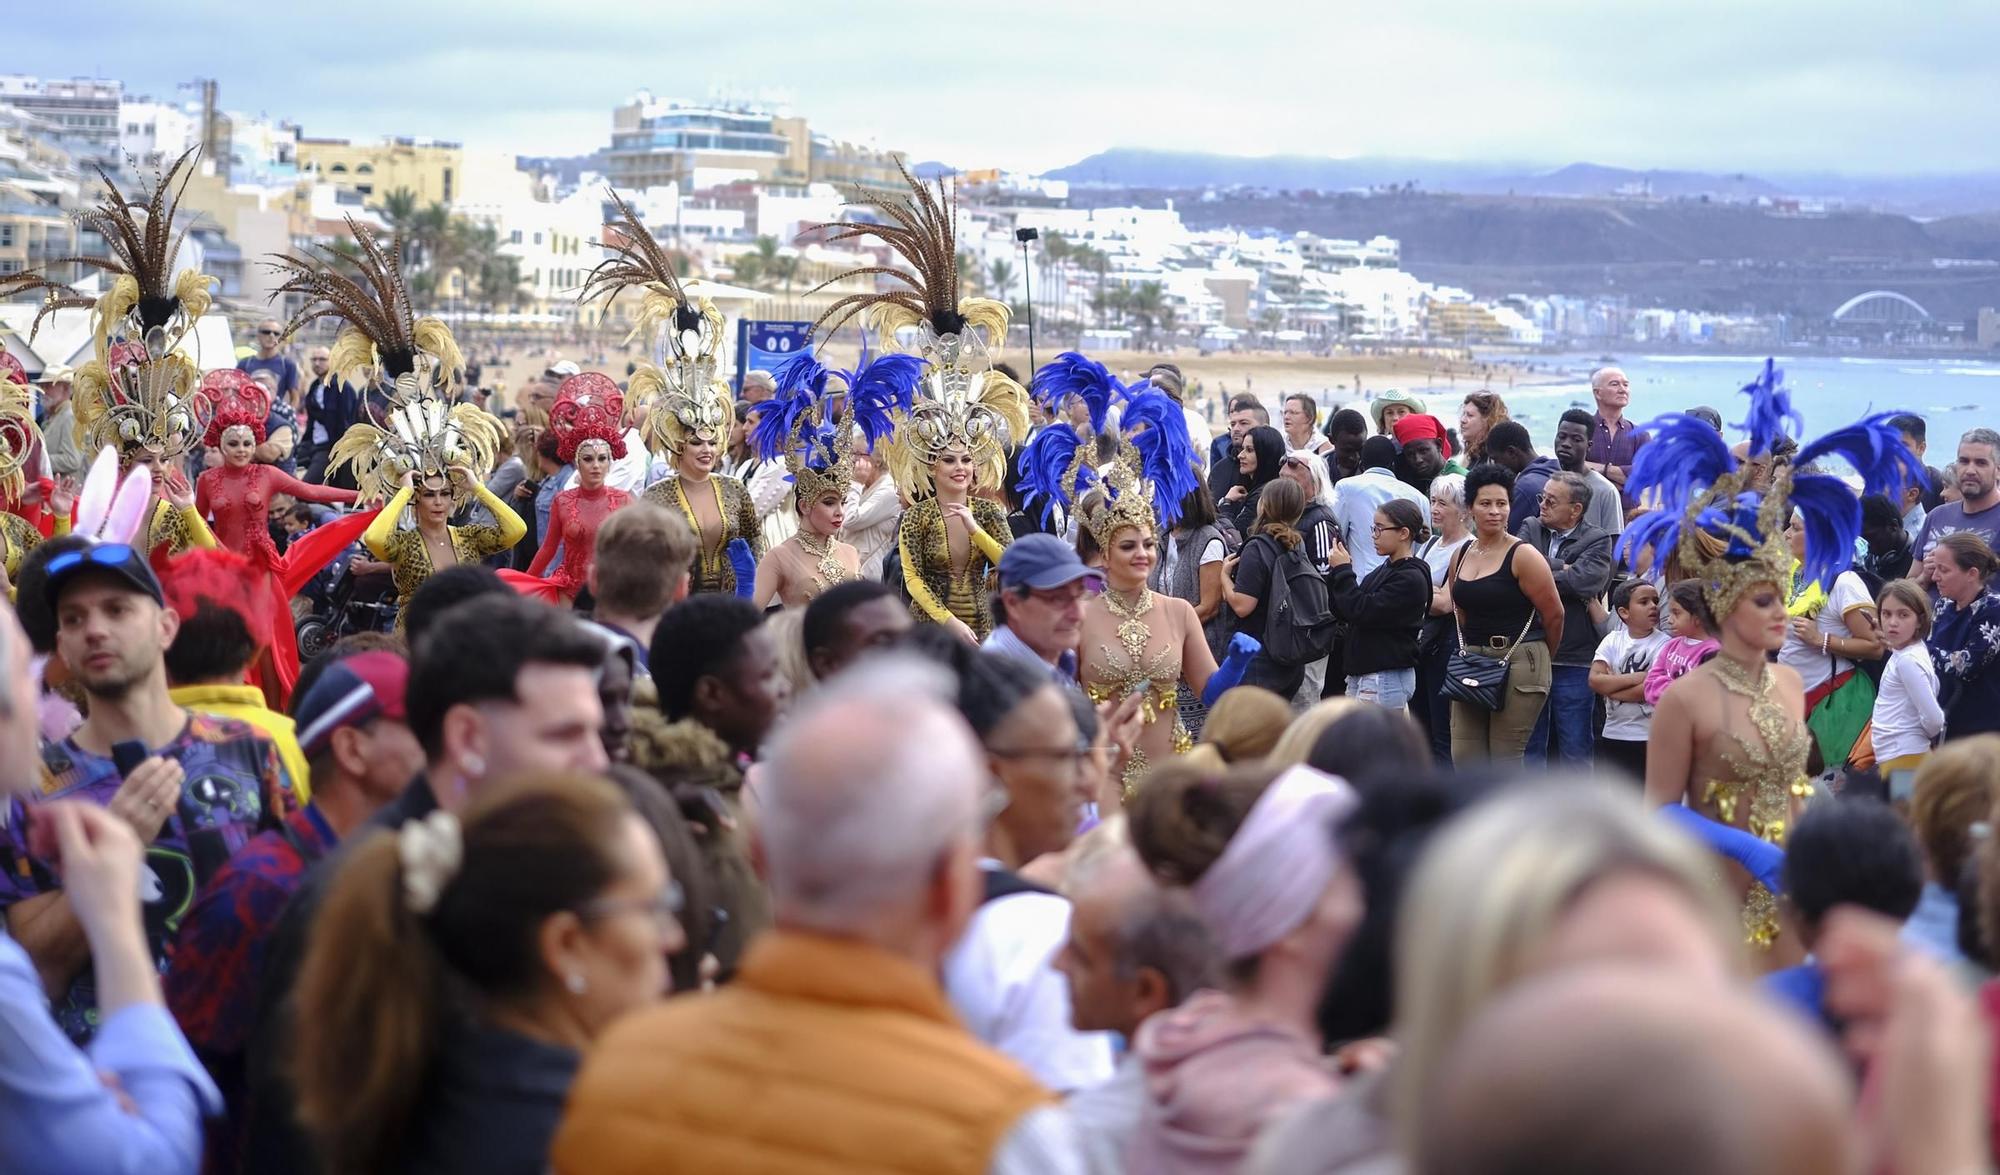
[1391,412,1458,497]
[1274,697,1429,783]
[35,363,84,480]
[1055,828,1220,1175]
[1927,531,2000,740]
[1323,408,1369,486]
[162,588,309,801]
[944,651,1116,1091]
[1859,493,1915,589]
[1221,476,1313,698]
[1145,362,1211,455]
[1414,473,1472,764]
[983,533,1100,684]
[1443,463,1563,766]
[803,579,912,681]
[237,319,302,403]
[842,449,900,579]
[605,392,652,495]
[297,347,360,487]
[1483,421,1555,534]
[1456,391,1509,466]
[1328,499,1431,712]
[1332,436,1430,579]
[240,369,299,474]
[1368,388,1425,437]
[1206,395,1265,507]
[3,542,295,1045]
[1554,408,1624,538]
[164,651,418,1157]
[0,599,223,1174]
[1781,510,1884,769]
[1904,736,2000,963]
[1688,404,1725,432]
[1916,427,2000,584]
[587,503,696,675]
[293,775,680,1175]
[1280,449,1340,574]
[1590,580,1670,784]
[1520,471,1616,769]
[1186,686,1293,769]
[530,429,572,573]
[1765,799,1924,1028]
[1644,580,1721,706]
[1220,424,1286,536]
[1585,366,1647,517]
[1872,579,1944,778]
[1281,392,1332,456]
[1126,761,1362,1171]
[1890,412,1945,524]
[553,660,1075,1174]
[478,426,528,528]
[401,563,509,653]
[1151,483,1230,736]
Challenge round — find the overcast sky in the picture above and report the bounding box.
[19,1,1997,176]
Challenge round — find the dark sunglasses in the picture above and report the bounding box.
[257,328,280,336]
[45,542,137,577]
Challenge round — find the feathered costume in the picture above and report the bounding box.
[1621,358,1923,949]
[746,347,916,604]
[0,149,219,562]
[807,161,1029,638]
[523,373,632,601]
[581,189,759,596]
[1018,352,1208,792]
[0,358,67,587]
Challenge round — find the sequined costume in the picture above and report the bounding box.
[645,475,759,596]
[1082,587,1199,798]
[898,496,1010,639]
[144,498,215,561]
[1700,655,1816,947]
[363,482,526,630]
[528,483,632,597]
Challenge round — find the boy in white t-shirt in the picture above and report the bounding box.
[1590,580,1671,786]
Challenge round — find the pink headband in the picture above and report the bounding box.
[1189,766,1358,958]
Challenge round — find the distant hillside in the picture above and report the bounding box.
[517,148,612,188]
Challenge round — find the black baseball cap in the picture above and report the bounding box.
[42,541,166,609]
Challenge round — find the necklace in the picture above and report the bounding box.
[795,529,848,593]
[1102,585,1154,670]
[419,525,456,570]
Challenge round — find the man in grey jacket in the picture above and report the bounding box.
[1517,471,1614,769]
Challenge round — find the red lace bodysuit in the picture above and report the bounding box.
[527,483,632,598]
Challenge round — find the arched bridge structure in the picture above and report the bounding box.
[1832,291,1932,323]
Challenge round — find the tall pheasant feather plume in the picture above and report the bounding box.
[265,217,463,391]
[805,157,978,343]
[578,187,701,344]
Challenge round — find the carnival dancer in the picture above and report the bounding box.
[1018,352,1260,800]
[0,149,216,562]
[193,371,370,702]
[745,348,913,608]
[0,363,75,588]
[1624,359,1921,963]
[807,162,1029,641]
[580,191,759,596]
[524,373,632,603]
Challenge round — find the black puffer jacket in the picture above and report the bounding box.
[1328,555,1432,675]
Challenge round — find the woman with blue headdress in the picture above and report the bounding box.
[1020,353,1260,802]
[1625,360,1921,964]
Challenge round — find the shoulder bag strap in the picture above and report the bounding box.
[1449,542,1473,652]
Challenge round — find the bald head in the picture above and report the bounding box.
[1418,967,1853,1175]
[757,656,982,937]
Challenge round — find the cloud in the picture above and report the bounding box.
[16,0,1998,173]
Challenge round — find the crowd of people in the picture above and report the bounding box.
[4,155,2000,1174]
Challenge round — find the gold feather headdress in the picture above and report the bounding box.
[270,219,492,504]
[0,364,39,502]
[579,189,731,456]
[805,160,1027,495]
[0,148,217,469]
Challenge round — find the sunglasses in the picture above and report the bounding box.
[257,329,280,336]
[45,542,138,578]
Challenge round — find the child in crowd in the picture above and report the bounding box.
[1871,579,1946,777]
[1643,580,1721,707]
[1590,581,1670,784]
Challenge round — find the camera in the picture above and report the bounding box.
[1015,227,1040,243]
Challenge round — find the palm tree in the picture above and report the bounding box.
[1131,282,1165,349]
[987,258,1015,301]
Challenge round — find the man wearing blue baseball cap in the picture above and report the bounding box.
[982,533,1103,685]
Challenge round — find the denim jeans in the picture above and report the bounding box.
[1348,668,1417,711]
[1528,663,1596,769]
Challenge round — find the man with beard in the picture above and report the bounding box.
[1554,409,1625,540]
[1915,428,2000,589]
[0,538,295,1045]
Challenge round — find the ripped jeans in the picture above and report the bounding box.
[1346,667,1416,711]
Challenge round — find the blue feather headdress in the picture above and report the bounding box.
[752,346,919,504]
[1015,350,1201,544]
[1620,359,1922,619]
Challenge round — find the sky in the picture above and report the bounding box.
[16,0,1999,177]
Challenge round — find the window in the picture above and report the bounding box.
[356,163,374,175]
[356,184,373,196]
[0,225,13,247]
[533,232,543,245]
[329,163,348,174]
[510,229,522,244]
[442,167,453,201]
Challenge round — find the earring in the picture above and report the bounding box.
[566,972,587,995]
[463,753,486,778]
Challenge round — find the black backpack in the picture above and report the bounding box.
[1256,535,1339,667]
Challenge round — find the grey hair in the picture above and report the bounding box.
[1430,473,1467,512]
[1550,470,1591,511]
[1962,427,2000,455]
[1588,366,1624,389]
[1064,829,1221,1009]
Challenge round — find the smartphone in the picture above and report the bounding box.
[111,740,148,778]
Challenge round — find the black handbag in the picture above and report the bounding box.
[1442,610,1535,712]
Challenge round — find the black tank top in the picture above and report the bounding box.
[1455,542,1543,645]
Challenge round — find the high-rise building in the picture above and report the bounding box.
[0,75,123,146]
[606,94,902,192]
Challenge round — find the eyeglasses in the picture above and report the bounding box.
[1371,523,1409,534]
[989,744,1095,776]
[257,329,280,336]
[575,882,685,932]
[45,542,137,578]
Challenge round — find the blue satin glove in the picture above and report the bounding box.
[1659,803,1785,894]
[1202,633,1261,707]
[727,538,757,599]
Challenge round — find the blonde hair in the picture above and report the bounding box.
[1266,698,1365,769]
[1389,784,1736,1155]
[760,609,813,701]
[1193,686,1293,766]
[1913,735,2000,886]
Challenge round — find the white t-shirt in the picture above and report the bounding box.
[1594,626,1672,741]
[1160,533,1225,590]
[944,879,1115,1093]
[1873,643,1947,762]
[1777,571,1876,693]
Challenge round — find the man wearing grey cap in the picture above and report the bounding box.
[983,533,1103,685]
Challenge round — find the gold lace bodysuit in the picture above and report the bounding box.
[1082,587,1195,801]
[899,497,1011,640]
[1700,656,1814,950]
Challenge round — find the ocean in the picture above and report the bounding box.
[1438,353,2000,444]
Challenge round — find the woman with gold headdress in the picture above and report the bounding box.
[1,150,218,563]
[808,163,1028,642]
[579,191,760,596]
[1625,360,1922,965]
[744,348,914,608]
[1019,353,1262,799]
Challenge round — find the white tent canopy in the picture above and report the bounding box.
[0,305,237,376]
